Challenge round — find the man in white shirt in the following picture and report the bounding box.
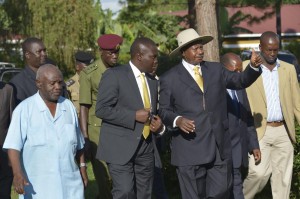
[243,31,300,199]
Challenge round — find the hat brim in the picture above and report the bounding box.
[169,36,213,57]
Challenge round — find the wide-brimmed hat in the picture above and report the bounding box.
[170,28,213,56]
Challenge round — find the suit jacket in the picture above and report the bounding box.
[95,64,159,165]
[0,82,15,146]
[227,89,259,168]
[243,60,300,143]
[159,61,261,166]
[10,66,68,104]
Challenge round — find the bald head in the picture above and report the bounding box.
[36,64,62,80]
[259,31,279,65]
[260,31,279,45]
[221,53,243,72]
[36,64,63,103]
[130,37,158,73]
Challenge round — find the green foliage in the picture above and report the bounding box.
[285,41,300,65]
[291,124,300,198]
[26,0,102,74]
[0,5,12,31]
[219,6,252,36]
[117,4,181,52]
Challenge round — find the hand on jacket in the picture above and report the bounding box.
[176,117,195,134]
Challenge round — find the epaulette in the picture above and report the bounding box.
[66,79,75,87]
[82,63,98,74]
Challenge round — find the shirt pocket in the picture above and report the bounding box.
[71,92,79,101]
[27,127,47,147]
[63,124,78,145]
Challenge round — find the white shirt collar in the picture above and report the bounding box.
[129,61,144,78]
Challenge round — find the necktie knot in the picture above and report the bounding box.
[193,66,200,75]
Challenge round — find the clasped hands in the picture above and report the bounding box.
[136,109,163,133]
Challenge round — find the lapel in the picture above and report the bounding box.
[125,65,146,108]
[177,64,203,94]
[201,62,209,94]
[146,75,157,112]
[236,90,244,104]
[255,75,267,104]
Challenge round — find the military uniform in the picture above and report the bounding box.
[66,73,80,115]
[79,58,112,199]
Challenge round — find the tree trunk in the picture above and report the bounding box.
[188,0,196,28]
[195,0,220,61]
[275,0,282,49]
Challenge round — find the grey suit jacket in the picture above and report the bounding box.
[227,89,259,168]
[0,82,15,146]
[159,61,261,166]
[95,64,159,165]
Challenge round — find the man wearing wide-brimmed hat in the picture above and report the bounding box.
[158,28,262,199]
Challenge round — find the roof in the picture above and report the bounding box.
[163,4,300,36]
[226,4,300,36]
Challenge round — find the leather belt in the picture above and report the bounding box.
[267,121,284,127]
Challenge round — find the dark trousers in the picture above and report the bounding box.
[176,149,232,199]
[152,166,169,199]
[108,138,154,199]
[230,168,244,199]
[0,149,13,199]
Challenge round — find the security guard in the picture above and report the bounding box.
[79,34,123,199]
[66,51,94,115]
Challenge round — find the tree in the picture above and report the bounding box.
[26,0,102,73]
[195,0,220,61]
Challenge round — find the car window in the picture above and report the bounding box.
[0,70,20,83]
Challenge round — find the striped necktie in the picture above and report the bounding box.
[140,73,150,139]
[193,66,204,92]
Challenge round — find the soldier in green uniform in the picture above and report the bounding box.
[79,34,123,199]
[66,51,94,115]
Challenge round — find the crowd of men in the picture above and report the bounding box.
[0,28,299,199]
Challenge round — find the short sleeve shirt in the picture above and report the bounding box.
[79,59,107,126]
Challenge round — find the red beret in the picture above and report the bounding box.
[97,34,123,51]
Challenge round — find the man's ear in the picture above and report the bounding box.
[25,51,30,59]
[137,52,143,61]
[36,79,42,89]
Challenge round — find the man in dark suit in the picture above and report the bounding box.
[220,53,261,199]
[96,37,164,199]
[10,37,68,105]
[158,28,262,199]
[0,81,15,199]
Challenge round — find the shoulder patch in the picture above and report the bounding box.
[66,79,75,87]
[82,63,98,74]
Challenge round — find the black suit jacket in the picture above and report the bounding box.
[95,64,159,165]
[10,66,69,104]
[0,82,15,146]
[159,61,261,166]
[227,89,259,168]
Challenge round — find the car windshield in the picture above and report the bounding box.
[278,54,299,66]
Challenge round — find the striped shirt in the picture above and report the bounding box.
[261,59,283,122]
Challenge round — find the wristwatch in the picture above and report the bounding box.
[80,162,87,168]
